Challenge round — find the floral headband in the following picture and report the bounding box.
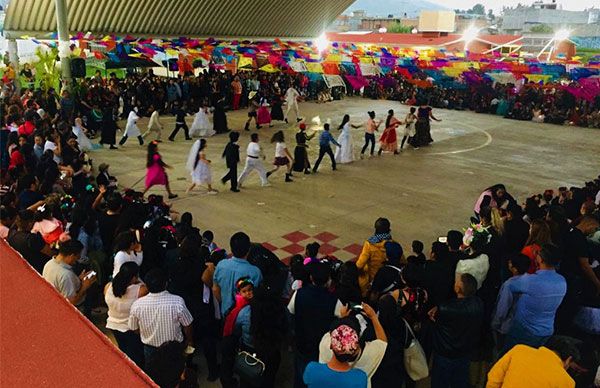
[236,277,254,291]
[330,325,359,356]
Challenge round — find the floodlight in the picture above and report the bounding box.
[315,33,329,53]
[462,25,480,44]
[553,29,570,42]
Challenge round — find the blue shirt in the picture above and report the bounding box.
[491,274,523,334]
[319,131,340,147]
[214,257,262,313]
[508,270,566,337]
[303,362,367,388]
[235,305,252,347]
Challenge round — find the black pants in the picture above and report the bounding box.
[313,145,335,172]
[119,135,144,145]
[361,133,375,155]
[112,329,144,368]
[169,123,190,140]
[222,165,238,190]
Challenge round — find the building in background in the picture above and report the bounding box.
[501,2,599,35]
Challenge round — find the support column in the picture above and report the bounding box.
[55,0,72,89]
[7,39,20,92]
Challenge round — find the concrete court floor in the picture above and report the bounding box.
[93,98,599,387]
[96,97,600,252]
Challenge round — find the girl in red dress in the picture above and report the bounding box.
[143,141,177,199]
[378,109,403,155]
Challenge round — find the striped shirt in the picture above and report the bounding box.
[128,291,193,347]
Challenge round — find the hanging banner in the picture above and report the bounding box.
[259,64,279,73]
[305,62,324,73]
[288,60,308,72]
[324,74,346,92]
[237,56,254,69]
[359,63,381,76]
[524,74,552,84]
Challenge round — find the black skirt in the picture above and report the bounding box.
[293,146,309,172]
[270,103,284,121]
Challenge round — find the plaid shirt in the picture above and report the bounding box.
[128,291,193,347]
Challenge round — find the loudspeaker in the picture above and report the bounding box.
[70,58,86,78]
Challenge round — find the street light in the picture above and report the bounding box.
[553,28,571,42]
[462,25,480,51]
[315,33,330,54]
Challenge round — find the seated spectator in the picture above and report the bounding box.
[42,239,97,309]
[0,205,17,239]
[303,321,368,388]
[303,241,321,265]
[521,219,552,273]
[16,174,44,210]
[429,273,484,388]
[104,262,147,367]
[7,209,52,272]
[408,240,426,266]
[357,218,395,297]
[503,244,567,354]
[487,336,579,388]
[456,228,490,290]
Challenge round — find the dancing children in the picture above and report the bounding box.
[335,114,361,164]
[244,92,262,131]
[168,101,191,141]
[238,133,270,188]
[267,130,294,183]
[119,107,144,146]
[144,141,177,199]
[221,131,240,193]
[360,111,381,159]
[378,109,402,156]
[190,104,215,138]
[401,107,417,150]
[284,85,302,123]
[293,123,315,175]
[186,139,218,195]
[143,105,163,142]
[313,123,340,173]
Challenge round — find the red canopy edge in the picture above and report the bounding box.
[0,239,157,387]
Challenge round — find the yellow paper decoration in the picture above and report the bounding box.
[305,62,324,73]
[259,64,279,73]
[238,56,254,69]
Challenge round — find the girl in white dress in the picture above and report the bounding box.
[334,114,361,164]
[186,139,217,194]
[72,117,93,152]
[401,107,417,150]
[267,130,294,182]
[190,105,215,137]
[119,108,144,146]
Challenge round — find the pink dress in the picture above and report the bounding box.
[257,105,272,125]
[145,154,168,189]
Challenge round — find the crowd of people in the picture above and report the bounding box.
[1,65,600,388]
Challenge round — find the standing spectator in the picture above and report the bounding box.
[428,273,484,388]
[213,231,262,314]
[112,230,143,278]
[356,218,394,297]
[491,254,531,352]
[104,262,147,367]
[502,244,567,353]
[487,336,578,388]
[42,240,97,309]
[288,261,344,388]
[231,76,242,110]
[303,321,368,388]
[128,268,194,364]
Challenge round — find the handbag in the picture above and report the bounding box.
[233,350,265,387]
[402,318,429,381]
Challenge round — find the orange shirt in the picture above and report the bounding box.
[521,244,540,274]
[231,80,242,95]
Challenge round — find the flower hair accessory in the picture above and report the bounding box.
[236,277,254,291]
[330,324,359,355]
[463,223,492,247]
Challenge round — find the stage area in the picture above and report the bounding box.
[98,97,600,255]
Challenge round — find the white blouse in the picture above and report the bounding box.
[455,253,489,290]
[105,283,143,332]
[112,250,143,278]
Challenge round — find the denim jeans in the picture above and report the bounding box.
[112,329,144,368]
[361,133,376,155]
[294,351,311,388]
[431,353,470,388]
[502,320,549,356]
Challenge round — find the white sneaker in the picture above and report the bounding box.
[262,183,272,187]
[207,190,218,195]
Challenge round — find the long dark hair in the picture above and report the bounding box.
[270,130,284,143]
[385,109,394,127]
[146,142,164,168]
[250,286,287,352]
[112,262,139,298]
[194,139,207,168]
[113,230,136,253]
[338,114,350,130]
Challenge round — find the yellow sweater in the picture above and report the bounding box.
[356,239,390,297]
[487,345,575,388]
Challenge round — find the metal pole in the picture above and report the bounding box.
[7,39,20,93]
[55,0,72,89]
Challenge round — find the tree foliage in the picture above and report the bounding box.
[530,24,554,33]
[386,22,413,33]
